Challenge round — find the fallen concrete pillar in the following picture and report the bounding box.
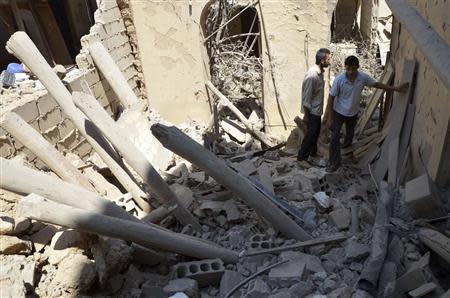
[206,81,275,147]
[18,194,239,264]
[88,42,139,108]
[0,112,95,191]
[5,32,149,211]
[0,158,138,223]
[357,181,393,291]
[151,124,311,241]
[73,92,200,230]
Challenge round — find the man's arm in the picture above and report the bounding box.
[373,82,409,93]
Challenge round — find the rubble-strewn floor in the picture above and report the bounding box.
[1,139,449,297]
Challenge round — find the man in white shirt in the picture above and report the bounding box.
[324,55,408,172]
[297,48,331,165]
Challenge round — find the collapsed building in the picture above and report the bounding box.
[0,0,449,297]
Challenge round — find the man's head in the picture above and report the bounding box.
[344,55,359,79]
[316,48,331,68]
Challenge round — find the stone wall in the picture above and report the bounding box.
[389,0,450,186]
[0,0,141,166]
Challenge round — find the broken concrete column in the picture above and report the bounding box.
[206,81,275,147]
[18,194,239,264]
[151,124,311,241]
[88,42,139,108]
[357,181,393,291]
[0,112,95,191]
[72,92,200,230]
[0,158,138,223]
[5,32,149,213]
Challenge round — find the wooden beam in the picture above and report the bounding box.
[356,64,394,138]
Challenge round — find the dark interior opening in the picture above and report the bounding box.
[227,7,261,58]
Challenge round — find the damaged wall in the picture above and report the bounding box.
[128,0,212,125]
[0,0,142,165]
[260,0,337,137]
[128,0,337,135]
[389,0,450,186]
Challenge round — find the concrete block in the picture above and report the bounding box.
[13,101,39,123]
[395,266,430,294]
[219,270,243,298]
[58,118,76,138]
[42,125,61,145]
[405,174,445,219]
[163,278,198,298]
[358,202,375,224]
[247,277,270,298]
[248,234,276,250]
[268,259,306,287]
[141,285,165,298]
[173,259,225,287]
[329,208,351,230]
[30,225,58,252]
[36,94,58,115]
[71,140,92,157]
[344,241,370,263]
[38,108,62,132]
[279,251,324,274]
[57,129,79,152]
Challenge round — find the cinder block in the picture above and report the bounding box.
[36,94,58,115]
[172,259,225,287]
[58,118,76,138]
[57,129,79,152]
[405,174,445,219]
[38,108,62,132]
[395,267,430,294]
[248,234,276,250]
[71,140,92,158]
[268,259,306,287]
[13,101,39,123]
[42,125,61,145]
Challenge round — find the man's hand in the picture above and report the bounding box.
[396,82,409,93]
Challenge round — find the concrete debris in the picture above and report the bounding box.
[313,191,332,209]
[172,259,225,287]
[219,270,243,298]
[408,282,437,298]
[0,215,14,234]
[268,259,305,287]
[247,277,271,298]
[344,241,371,263]
[29,225,58,252]
[329,208,351,230]
[0,235,32,255]
[163,278,199,298]
[0,255,35,297]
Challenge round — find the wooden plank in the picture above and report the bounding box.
[372,60,416,185]
[356,63,394,138]
[397,104,415,175]
[387,136,399,185]
[32,1,72,65]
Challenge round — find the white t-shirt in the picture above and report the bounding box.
[330,71,376,117]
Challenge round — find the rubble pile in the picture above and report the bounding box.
[1,4,449,298]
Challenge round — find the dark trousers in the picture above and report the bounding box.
[298,113,321,160]
[329,110,357,166]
